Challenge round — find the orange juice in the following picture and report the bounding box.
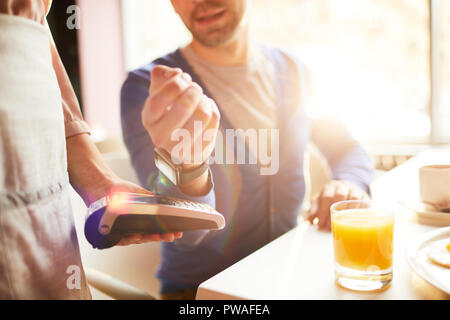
[332,209,394,271]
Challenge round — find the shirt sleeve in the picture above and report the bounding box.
[330,142,374,194]
[311,117,374,194]
[49,29,91,138]
[121,70,216,246]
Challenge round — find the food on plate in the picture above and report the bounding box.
[427,239,450,268]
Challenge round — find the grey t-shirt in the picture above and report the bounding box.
[181,44,278,159]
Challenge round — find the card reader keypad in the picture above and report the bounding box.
[162,197,214,213]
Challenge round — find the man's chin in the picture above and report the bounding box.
[198,38,227,48]
[195,30,236,48]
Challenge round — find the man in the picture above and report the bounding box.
[0,0,181,299]
[121,0,373,300]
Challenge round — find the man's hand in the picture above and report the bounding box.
[307,180,370,231]
[142,65,220,196]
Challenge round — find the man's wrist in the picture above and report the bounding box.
[182,163,203,170]
[179,166,211,197]
[154,147,210,192]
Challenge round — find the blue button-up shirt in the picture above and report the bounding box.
[120,46,374,291]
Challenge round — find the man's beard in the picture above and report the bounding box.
[189,3,244,47]
[193,23,238,47]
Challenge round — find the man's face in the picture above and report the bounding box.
[171,0,247,47]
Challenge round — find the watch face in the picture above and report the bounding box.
[155,154,178,185]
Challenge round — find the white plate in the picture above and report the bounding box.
[406,227,450,294]
[399,201,450,226]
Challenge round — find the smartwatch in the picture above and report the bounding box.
[154,147,209,186]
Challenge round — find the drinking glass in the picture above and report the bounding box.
[331,200,394,291]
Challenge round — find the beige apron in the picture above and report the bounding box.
[0,14,90,299]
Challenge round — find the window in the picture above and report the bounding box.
[437,0,450,143]
[121,0,448,145]
[121,0,191,71]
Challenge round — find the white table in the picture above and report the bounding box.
[196,149,450,300]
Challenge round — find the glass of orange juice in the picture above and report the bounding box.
[331,200,394,291]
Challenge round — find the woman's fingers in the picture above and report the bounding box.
[116,231,184,246]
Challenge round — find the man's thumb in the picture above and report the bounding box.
[151,65,182,84]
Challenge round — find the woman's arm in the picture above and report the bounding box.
[48,33,92,138]
[47,15,182,244]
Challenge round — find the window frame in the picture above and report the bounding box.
[429,0,448,144]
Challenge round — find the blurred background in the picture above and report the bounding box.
[48,0,450,167]
[44,0,450,299]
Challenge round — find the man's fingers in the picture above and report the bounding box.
[186,98,221,164]
[306,198,319,223]
[175,102,214,165]
[179,95,214,147]
[316,204,330,229]
[308,181,371,232]
[318,182,351,230]
[349,189,365,200]
[350,188,370,200]
[144,65,220,167]
[182,72,192,82]
[150,83,203,150]
[306,212,315,223]
[143,74,193,127]
[316,183,336,229]
[150,65,182,93]
[200,99,221,162]
[334,182,351,201]
[325,216,332,231]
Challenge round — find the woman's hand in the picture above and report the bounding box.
[98,178,183,246]
[67,134,183,246]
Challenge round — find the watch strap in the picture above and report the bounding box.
[178,161,209,185]
[154,147,209,186]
